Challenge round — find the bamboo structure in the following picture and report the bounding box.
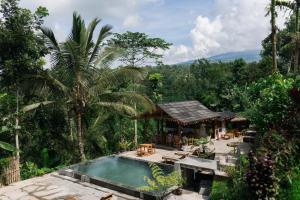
[0,157,21,187]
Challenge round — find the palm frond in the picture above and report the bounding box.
[88,24,113,65]
[86,18,101,51]
[71,12,85,44]
[22,101,55,112]
[0,141,16,152]
[276,0,295,10]
[40,26,60,50]
[92,66,144,92]
[30,73,69,96]
[94,46,123,68]
[94,102,137,117]
[98,92,154,112]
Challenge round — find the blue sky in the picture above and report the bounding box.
[20,0,287,64]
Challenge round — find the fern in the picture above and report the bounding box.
[139,162,184,194]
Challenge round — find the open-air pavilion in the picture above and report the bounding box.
[141,100,235,148]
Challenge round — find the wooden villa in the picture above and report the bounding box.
[141,100,235,148]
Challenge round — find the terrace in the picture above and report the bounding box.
[0,135,250,200]
[0,101,252,200]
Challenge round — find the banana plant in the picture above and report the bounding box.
[0,126,15,152]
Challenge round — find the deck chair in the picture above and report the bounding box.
[174,151,189,158]
[162,153,185,163]
[188,137,194,145]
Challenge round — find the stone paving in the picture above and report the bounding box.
[0,173,205,200]
[0,173,137,200]
[121,137,250,166]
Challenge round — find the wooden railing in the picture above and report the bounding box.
[0,157,20,187]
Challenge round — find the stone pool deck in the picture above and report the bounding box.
[121,137,250,167]
[0,173,205,200]
[0,137,249,200]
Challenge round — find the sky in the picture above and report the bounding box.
[20,0,288,64]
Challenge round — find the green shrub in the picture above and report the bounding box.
[210,180,229,200]
[21,162,53,180]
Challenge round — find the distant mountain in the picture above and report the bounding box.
[178,50,261,65]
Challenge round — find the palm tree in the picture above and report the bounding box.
[276,0,300,73]
[271,0,278,72]
[41,13,153,161]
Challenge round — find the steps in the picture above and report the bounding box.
[198,179,212,197]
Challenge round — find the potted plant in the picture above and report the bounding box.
[194,137,215,159]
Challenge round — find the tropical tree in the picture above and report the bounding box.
[108,32,171,146]
[276,0,300,73]
[41,13,153,161]
[0,0,48,175]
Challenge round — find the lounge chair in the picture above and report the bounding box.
[174,151,190,157]
[162,153,185,163]
[188,138,194,145]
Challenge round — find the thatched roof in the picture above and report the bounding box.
[231,117,248,122]
[156,100,220,125]
[218,111,236,121]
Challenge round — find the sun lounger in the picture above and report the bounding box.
[162,155,182,163]
[162,153,186,163]
[174,151,190,157]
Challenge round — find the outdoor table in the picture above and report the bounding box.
[138,144,154,156]
[227,142,240,154]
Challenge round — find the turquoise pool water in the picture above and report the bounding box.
[71,156,173,189]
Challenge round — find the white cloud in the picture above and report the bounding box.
[164,45,192,64]
[164,0,288,64]
[18,0,290,65]
[20,0,160,41]
[190,16,227,56]
[123,15,142,28]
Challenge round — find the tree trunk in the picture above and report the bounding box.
[67,111,73,141]
[134,103,138,147]
[271,0,278,72]
[76,110,86,161]
[15,88,21,180]
[295,6,299,73]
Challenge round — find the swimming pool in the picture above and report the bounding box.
[59,156,176,200]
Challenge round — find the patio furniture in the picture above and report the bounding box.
[221,134,230,140]
[188,138,194,145]
[162,153,185,163]
[174,135,181,149]
[174,151,190,158]
[227,142,240,154]
[227,132,235,138]
[234,131,241,137]
[137,144,154,156]
[148,144,156,154]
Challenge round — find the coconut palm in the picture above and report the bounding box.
[41,12,153,161]
[276,0,300,73]
[271,0,278,72]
